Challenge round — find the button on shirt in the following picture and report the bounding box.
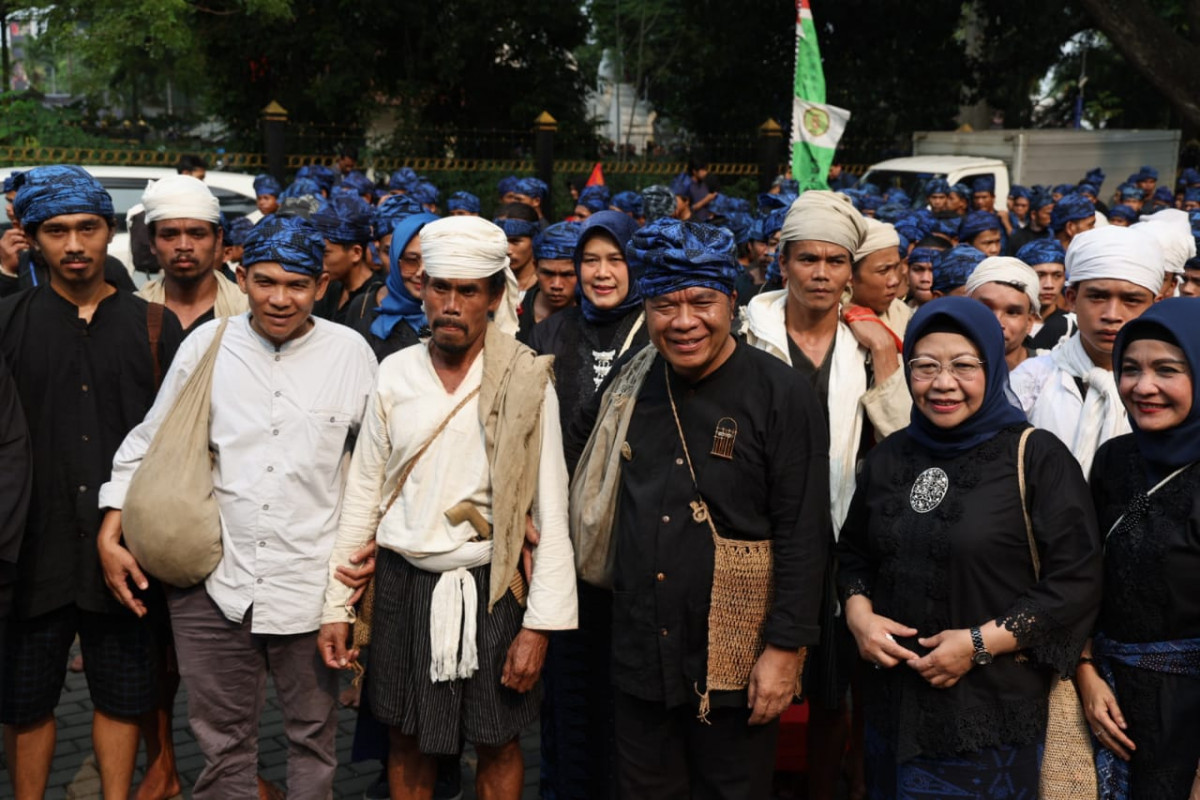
[101,314,377,634]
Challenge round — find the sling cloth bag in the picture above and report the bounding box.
[1016,427,1098,800]
[664,363,804,722]
[568,343,657,588]
[349,385,481,679]
[123,318,229,588]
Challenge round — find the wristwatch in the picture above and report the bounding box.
[970,627,993,666]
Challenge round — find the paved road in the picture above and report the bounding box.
[0,641,541,800]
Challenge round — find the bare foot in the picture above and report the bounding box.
[258,774,286,800]
[134,769,182,800]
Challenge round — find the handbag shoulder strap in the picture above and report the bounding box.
[1017,426,1040,580]
[381,385,481,516]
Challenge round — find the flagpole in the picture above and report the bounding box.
[791,0,850,191]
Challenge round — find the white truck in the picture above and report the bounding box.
[860,129,1181,205]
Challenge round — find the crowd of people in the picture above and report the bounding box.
[0,149,1198,800]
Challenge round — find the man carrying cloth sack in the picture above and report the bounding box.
[97,214,378,799]
[566,219,830,799]
[318,215,578,800]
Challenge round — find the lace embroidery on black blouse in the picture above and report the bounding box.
[1101,451,1200,643]
[996,597,1081,677]
[842,578,871,600]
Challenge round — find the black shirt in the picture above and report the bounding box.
[345,289,423,362]
[837,426,1102,760]
[786,330,875,461]
[1005,225,1052,257]
[515,284,541,345]
[1030,307,1069,350]
[314,275,385,326]
[569,342,831,708]
[0,285,183,618]
[0,352,31,618]
[529,306,649,434]
[1090,435,1200,798]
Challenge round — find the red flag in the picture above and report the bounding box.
[585,162,605,187]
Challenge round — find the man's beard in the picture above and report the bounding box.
[167,261,214,287]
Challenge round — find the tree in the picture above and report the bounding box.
[41,0,292,119]
[194,0,592,146]
[1076,0,1200,131]
[969,0,1090,127]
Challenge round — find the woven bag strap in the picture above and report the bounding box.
[1017,427,1039,580]
[380,385,481,517]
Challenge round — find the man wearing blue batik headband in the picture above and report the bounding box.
[254,174,282,217]
[971,176,996,213]
[516,221,580,342]
[565,217,830,799]
[494,202,541,296]
[574,185,610,221]
[2,167,136,297]
[447,191,481,217]
[2,165,185,799]
[514,178,549,226]
[99,212,377,799]
[925,178,950,213]
[312,194,383,326]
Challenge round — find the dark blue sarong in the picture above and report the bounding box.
[1092,633,1200,800]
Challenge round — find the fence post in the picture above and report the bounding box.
[261,100,288,181]
[758,118,784,193]
[534,111,557,218]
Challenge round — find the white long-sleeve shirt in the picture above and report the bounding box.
[100,314,378,635]
[322,342,578,631]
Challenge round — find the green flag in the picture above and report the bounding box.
[791,0,850,191]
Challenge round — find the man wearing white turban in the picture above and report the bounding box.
[965,257,1041,371]
[849,217,914,342]
[1132,209,1196,300]
[136,174,248,332]
[1011,225,1165,475]
[319,216,578,800]
[745,191,909,800]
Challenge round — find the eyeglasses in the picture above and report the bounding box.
[908,357,985,382]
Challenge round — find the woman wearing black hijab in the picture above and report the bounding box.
[837,296,1103,797]
[1079,297,1200,800]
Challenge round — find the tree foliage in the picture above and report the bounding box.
[195,0,592,144]
[1076,0,1200,131]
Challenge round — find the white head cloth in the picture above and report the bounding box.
[141,174,220,224]
[780,190,869,255]
[1132,209,1195,275]
[1065,226,1164,296]
[853,218,900,262]
[965,256,1042,315]
[420,216,519,335]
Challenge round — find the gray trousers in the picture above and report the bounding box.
[168,585,339,800]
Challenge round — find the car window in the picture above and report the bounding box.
[96,177,255,233]
[97,179,149,232]
[211,187,256,219]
